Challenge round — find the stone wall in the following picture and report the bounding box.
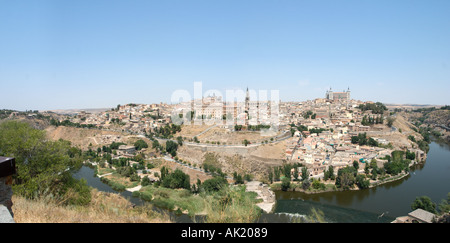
[0,176,14,223]
[184,143,259,156]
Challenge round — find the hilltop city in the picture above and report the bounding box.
[1,87,448,223]
[5,88,431,182]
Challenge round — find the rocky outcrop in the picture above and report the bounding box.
[0,176,14,222]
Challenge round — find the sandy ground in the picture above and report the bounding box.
[245,181,275,213]
[45,126,125,150]
[250,140,287,159]
[177,124,282,145]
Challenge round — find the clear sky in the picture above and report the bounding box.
[1,0,449,111]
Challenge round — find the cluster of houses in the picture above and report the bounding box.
[282,90,427,179]
[68,103,173,135]
[285,133,392,178]
[172,89,281,129]
[55,88,427,182]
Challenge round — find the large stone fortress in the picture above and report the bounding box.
[325,87,351,102]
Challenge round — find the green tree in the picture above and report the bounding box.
[329,165,335,180]
[273,167,281,181]
[361,115,369,126]
[233,172,244,184]
[371,167,378,180]
[201,177,228,193]
[411,196,437,214]
[301,167,309,181]
[353,160,359,170]
[303,110,313,119]
[368,137,378,147]
[0,121,89,205]
[160,166,169,181]
[268,170,273,184]
[438,193,450,214]
[110,141,126,149]
[355,174,370,189]
[312,179,326,190]
[301,179,311,190]
[357,102,387,114]
[351,133,369,146]
[166,140,178,157]
[152,139,161,150]
[364,163,370,175]
[282,164,292,178]
[293,167,299,181]
[386,116,396,127]
[161,169,190,190]
[408,135,416,142]
[134,139,148,151]
[281,177,291,191]
[176,136,183,146]
[406,150,416,160]
[141,176,151,187]
[335,166,357,190]
[324,165,335,181]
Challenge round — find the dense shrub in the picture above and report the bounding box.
[161,169,190,190]
[281,177,291,191]
[201,177,227,193]
[0,121,90,205]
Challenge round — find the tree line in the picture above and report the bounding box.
[50,118,98,129]
[357,102,387,114]
[268,148,420,192]
[0,120,91,206]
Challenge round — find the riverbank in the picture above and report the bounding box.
[273,140,450,220]
[269,171,412,195]
[75,144,437,223]
[245,181,276,213]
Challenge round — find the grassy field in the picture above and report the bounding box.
[202,185,261,223]
[12,189,172,223]
[137,185,205,216]
[135,184,262,223]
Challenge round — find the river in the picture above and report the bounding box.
[73,139,450,223]
[263,139,450,222]
[72,165,195,222]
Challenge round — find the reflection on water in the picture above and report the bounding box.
[73,166,144,206]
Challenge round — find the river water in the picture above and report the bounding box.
[262,139,450,222]
[72,166,195,222]
[73,139,450,223]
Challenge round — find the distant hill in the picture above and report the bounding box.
[385,104,443,110]
[45,108,110,115]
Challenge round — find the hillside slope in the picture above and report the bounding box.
[12,189,172,223]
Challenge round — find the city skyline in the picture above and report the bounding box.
[1,0,449,111]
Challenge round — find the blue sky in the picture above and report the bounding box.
[1,0,449,110]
